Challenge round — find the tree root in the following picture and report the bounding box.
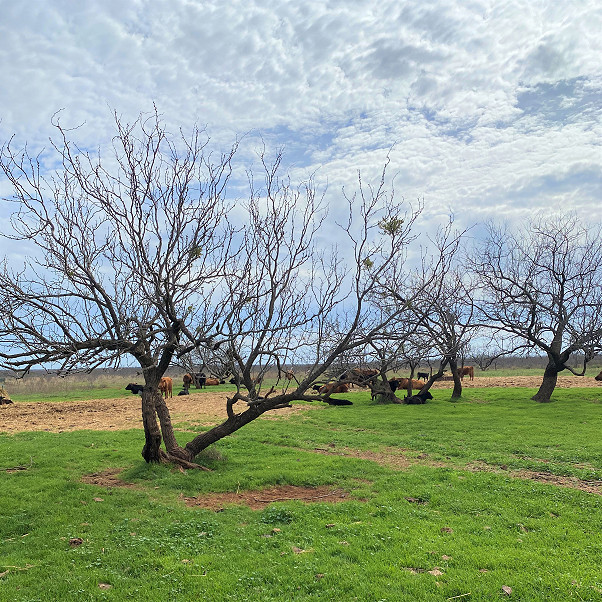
[158,449,212,471]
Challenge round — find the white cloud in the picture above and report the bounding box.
[0,0,600,232]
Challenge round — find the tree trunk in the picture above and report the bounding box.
[532,362,559,402]
[154,395,191,461]
[185,400,263,457]
[370,378,400,404]
[449,358,463,400]
[141,389,162,463]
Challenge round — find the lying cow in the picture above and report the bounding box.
[125,383,144,395]
[313,382,350,395]
[595,370,602,382]
[339,368,379,386]
[205,377,225,386]
[323,398,353,406]
[404,390,433,404]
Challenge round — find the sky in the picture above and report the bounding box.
[0,0,601,233]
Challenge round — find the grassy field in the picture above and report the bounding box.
[1,385,602,600]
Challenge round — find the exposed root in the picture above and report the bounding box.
[159,449,212,471]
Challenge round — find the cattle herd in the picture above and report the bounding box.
[121,367,602,407]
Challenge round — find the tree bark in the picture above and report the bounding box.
[141,390,162,463]
[370,378,400,404]
[532,362,559,402]
[185,400,263,457]
[449,358,463,400]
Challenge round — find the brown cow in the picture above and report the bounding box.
[159,376,173,399]
[595,370,602,382]
[183,373,193,388]
[390,378,426,391]
[319,382,350,395]
[459,366,474,381]
[340,368,379,386]
[205,377,224,386]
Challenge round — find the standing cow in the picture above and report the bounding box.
[159,377,173,399]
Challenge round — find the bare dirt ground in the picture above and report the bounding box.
[1,375,601,435]
[0,390,308,434]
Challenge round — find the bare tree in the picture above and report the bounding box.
[0,115,422,466]
[179,155,424,457]
[470,215,602,402]
[0,109,238,464]
[383,223,479,399]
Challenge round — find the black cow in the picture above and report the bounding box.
[404,390,433,405]
[125,383,144,395]
[177,389,189,396]
[417,371,429,381]
[323,398,353,406]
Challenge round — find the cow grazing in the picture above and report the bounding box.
[183,373,193,388]
[404,390,434,404]
[417,371,429,381]
[159,377,173,399]
[458,366,474,380]
[595,370,602,382]
[125,383,144,395]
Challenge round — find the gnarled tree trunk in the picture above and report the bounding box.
[532,361,560,402]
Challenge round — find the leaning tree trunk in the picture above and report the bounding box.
[532,362,560,402]
[184,395,283,457]
[449,359,463,400]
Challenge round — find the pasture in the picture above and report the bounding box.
[1,376,602,601]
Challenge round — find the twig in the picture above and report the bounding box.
[447,594,471,601]
[3,457,34,472]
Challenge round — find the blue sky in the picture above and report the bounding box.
[0,0,600,232]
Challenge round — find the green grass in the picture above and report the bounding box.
[1,387,602,600]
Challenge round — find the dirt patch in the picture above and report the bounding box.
[0,390,310,434]
[430,374,602,389]
[80,469,354,510]
[182,485,351,510]
[81,468,139,489]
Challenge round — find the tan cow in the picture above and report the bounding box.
[159,376,173,399]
